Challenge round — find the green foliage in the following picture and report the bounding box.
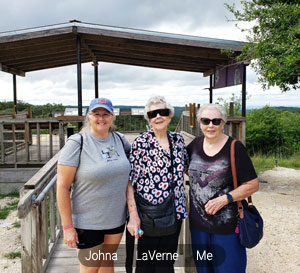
[0,100,65,118]
[246,106,300,156]
[251,154,300,174]
[12,221,21,228]
[225,0,300,91]
[0,200,18,220]
[4,252,21,259]
[0,192,19,199]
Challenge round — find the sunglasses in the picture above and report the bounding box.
[200,118,223,126]
[147,108,170,119]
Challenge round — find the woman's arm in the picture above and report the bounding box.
[205,178,259,215]
[126,180,141,239]
[56,164,78,248]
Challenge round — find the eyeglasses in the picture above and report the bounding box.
[91,113,112,119]
[200,118,223,126]
[147,108,170,119]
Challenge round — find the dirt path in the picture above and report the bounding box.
[0,167,299,273]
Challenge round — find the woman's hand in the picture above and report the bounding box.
[205,195,228,215]
[127,211,141,239]
[63,227,79,248]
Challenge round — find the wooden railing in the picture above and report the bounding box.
[0,119,60,166]
[18,152,61,273]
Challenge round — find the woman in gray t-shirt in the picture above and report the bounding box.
[57,98,131,272]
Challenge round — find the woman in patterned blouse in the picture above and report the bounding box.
[126,95,188,273]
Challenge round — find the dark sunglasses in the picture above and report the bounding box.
[147,108,170,119]
[200,118,223,126]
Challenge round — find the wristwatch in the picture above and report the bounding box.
[226,193,234,203]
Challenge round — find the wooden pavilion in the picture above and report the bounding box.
[0,20,247,115]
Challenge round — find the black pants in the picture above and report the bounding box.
[126,220,182,273]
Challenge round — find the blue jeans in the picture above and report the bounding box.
[190,226,246,273]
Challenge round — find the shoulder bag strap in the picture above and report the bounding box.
[230,139,245,219]
[167,132,175,192]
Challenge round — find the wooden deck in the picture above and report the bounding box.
[45,232,187,273]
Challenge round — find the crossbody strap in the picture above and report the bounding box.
[167,132,176,192]
[230,139,253,219]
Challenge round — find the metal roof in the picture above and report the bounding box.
[0,21,245,76]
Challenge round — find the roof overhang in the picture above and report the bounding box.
[0,21,246,76]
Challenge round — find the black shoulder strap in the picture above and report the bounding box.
[167,132,175,191]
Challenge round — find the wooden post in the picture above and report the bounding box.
[21,208,33,273]
[189,103,192,127]
[37,123,41,162]
[25,122,30,162]
[32,206,43,273]
[27,106,32,118]
[49,122,53,158]
[185,104,187,111]
[49,187,56,243]
[59,121,65,149]
[12,123,17,164]
[41,198,49,259]
[0,122,4,162]
[229,102,234,117]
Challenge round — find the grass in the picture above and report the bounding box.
[4,251,21,259]
[12,221,21,228]
[251,154,300,174]
[0,192,19,200]
[0,200,19,220]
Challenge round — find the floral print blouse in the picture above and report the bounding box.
[129,129,189,220]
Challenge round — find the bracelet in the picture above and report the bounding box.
[63,224,73,230]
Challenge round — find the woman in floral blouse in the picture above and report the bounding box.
[126,95,188,273]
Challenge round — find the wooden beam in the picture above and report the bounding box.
[0,63,25,76]
[203,68,214,77]
[81,38,97,62]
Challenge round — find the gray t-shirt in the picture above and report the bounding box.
[58,130,131,230]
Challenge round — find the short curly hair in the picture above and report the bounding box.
[196,103,227,123]
[144,95,174,122]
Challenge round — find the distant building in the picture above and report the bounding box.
[131,108,144,115]
[64,107,88,116]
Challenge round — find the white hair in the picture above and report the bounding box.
[144,95,174,122]
[196,103,227,123]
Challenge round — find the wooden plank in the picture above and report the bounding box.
[0,122,5,162]
[32,205,43,273]
[49,122,53,158]
[25,121,30,161]
[56,116,85,121]
[49,187,56,243]
[20,190,33,273]
[36,123,41,162]
[12,123,17,163]
[0,62,26,76]
[41,198,49,259]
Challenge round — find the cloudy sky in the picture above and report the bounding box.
[0,0,299,108]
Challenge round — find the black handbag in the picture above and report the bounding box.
[134,133,177,237]
[230,139,264,248]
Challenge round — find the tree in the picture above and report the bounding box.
[225,0,300,92]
